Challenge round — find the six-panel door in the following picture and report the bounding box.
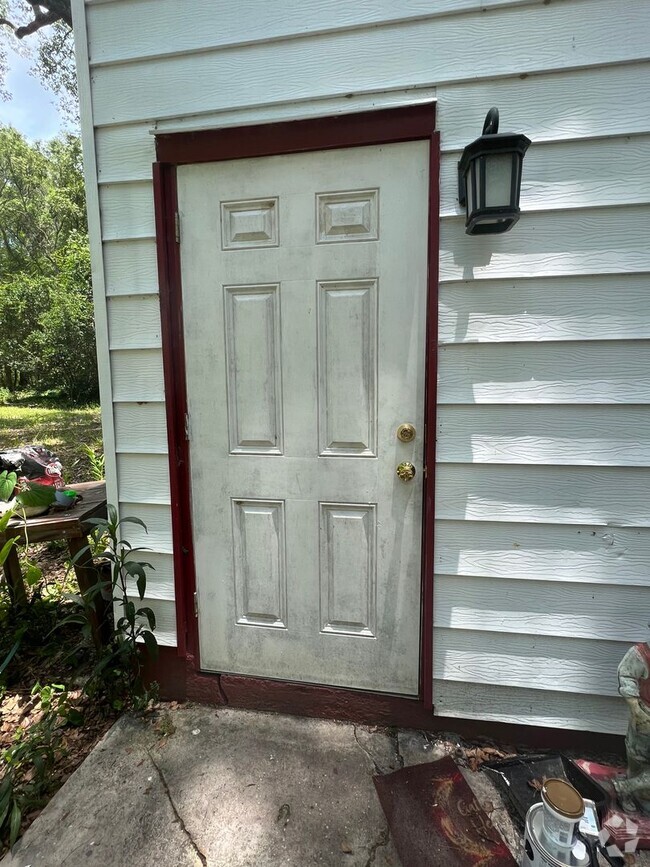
[178,141,429,694]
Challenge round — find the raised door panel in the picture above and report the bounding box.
[318,279,377,456]
[224,284,283,454]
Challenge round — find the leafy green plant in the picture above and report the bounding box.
[0,682,79,849]
[0,389,11,406]
[80,443,105,482]
[0,472,17,503]
[65,505,158,711]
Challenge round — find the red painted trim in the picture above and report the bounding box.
[146,648,625,757]
[153,104,438,708]
[156,104,436,165]
[152,162,196,659]
[420,131,441,710]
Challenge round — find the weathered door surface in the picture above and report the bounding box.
[178,141,429,694]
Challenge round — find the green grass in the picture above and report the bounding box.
[0,403,102,484]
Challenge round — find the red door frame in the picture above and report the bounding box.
[152,104,440,727]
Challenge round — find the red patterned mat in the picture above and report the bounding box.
[374,756,517,866]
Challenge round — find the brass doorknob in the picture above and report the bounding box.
[397,423,416,443]
[396,462,416,482]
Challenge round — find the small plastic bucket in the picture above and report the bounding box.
[540,778,584,849]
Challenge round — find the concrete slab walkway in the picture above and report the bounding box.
[1,704,518,867]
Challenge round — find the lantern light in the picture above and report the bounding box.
[458,107,531,235]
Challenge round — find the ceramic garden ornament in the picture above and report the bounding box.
[615,635,650,812]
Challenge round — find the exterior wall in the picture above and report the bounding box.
[73,0,650,731]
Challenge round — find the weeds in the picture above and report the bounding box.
[79,444,104,482]
[64,504,159,712]
[0,683,81,847]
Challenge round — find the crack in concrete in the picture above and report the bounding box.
[147,748,208,867]
[365,826,390,866]
[389,728,404,770]
[352,725,383,774]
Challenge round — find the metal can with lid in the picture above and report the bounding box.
[540,779,585,849]
[522,803,590,867]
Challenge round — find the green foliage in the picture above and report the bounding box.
[0,127,97,402]
[80,443,104,482]
[15,482,56,509]
[0,681,79,849]
[66,505,159,712]
[0,471,16,502]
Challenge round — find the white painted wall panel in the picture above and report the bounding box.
[440,135,650,216]
[433,681,627,734]
[103,239,158,295]
[114,402,168,454]
[87,0,537,66]
[439,274,650,344]
[433,628,628,697]
[125,552,175,601]
[110,349,165,402]
[130,597,176,646]
[89,1,650,126]
[117,453,171,504]
[95,125,156,183]
[436,464,650,527]
[438,340,650,404]
[119,502,173,554]
[99,182,155,241]
[439,207,650,282]
[437,405,650,467]
[107,294,161,349]
[434,520,650,587]
[434,575,650,642]
[437,63,650,151]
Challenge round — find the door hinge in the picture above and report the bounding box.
[174,211,181,244]
[193,592,199,617]
[184,412,190,440]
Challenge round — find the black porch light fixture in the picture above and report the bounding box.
[458,107,531,235]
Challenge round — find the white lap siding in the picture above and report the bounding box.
[74,0,650,727]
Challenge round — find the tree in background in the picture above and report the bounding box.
[0,125,97,402]
[1,1,76,119]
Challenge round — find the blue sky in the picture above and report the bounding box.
[0,43,67,140]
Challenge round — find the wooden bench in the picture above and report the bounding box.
[0,481,109,645]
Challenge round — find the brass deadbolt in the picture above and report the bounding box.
[397,423,416,443]
[396,462,416,482]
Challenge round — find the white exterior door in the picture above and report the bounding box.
[178,141,429,694]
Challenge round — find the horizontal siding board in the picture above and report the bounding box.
[437,62,650,151]
[87,0,537,66]
[103,239,159,295]
[439,274,650,344]
[99,182,155,241]
[95,88,438,182]
[90,1,650,125]
[125,552,175,601]
[119,502,173,553]
[434,575,650,642]
[107,294,161,349]
[117,453,171,504]
[438,340,650,404]
[436,464,650,527]
[434,519,650,587]
[111,349,165,401]
[129,596,176,645]
[96,124,156,183]
[439,206,650,282]
[437,405,650,467]
[440,135,650,216]
[433,627,628,697]
[114,402,168,453]
[433,680,627,734]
